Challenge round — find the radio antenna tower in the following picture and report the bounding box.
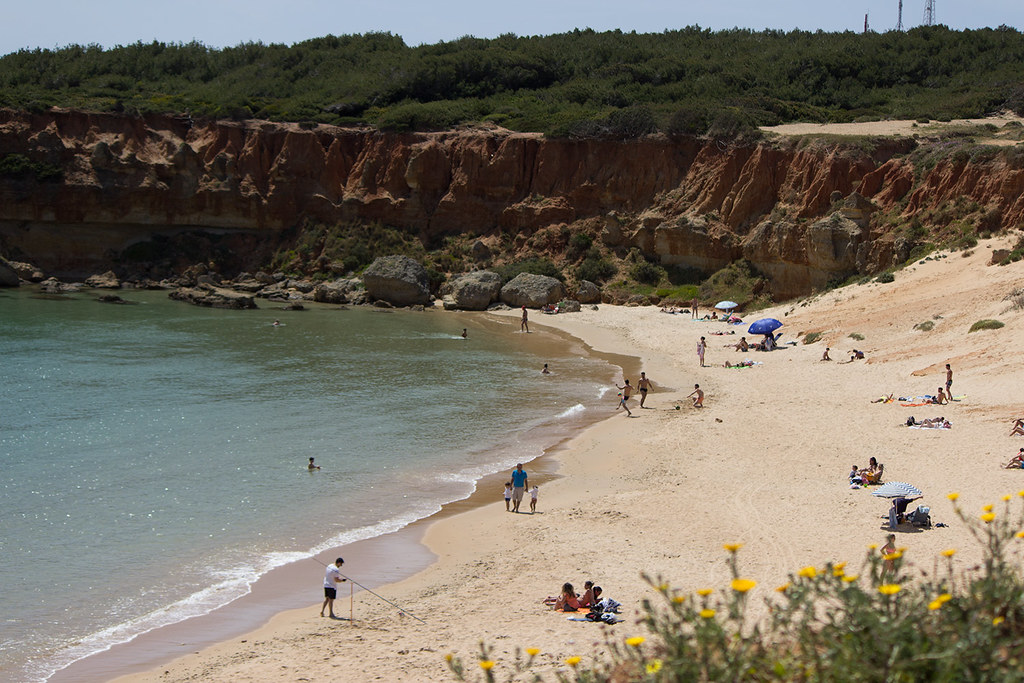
[896,0,903,31]
[864,13,869,33]
[923,0,935,25]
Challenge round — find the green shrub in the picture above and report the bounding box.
[969,319,1004,332]
[565,233,593,261]
[803,332,822,344]
[630,260,664,285]
[494,258,564,283]
[848,332,865,340]
[698,260,767,309]
[876,272,895,283]
[0,154,62,181]
[914,320,935,331]
[576,256,617,283]
[450,493,1024,682]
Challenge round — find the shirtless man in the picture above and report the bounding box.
[688,383,704,408]
[690,298,699,319]
[520,306,529,333]
[308,457,321,471]
[945,364,953,396]
[637,372,654,408]
[822,347,831,361]
[615,380,634,416]
[933,388,948,405]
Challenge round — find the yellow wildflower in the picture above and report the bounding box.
[941,548,956,557]
[723,543,743,552]
[656,582,669,592]
[798,566,817,578]
[878,584,901,595]
[480,660,495,670]
[947,492,959,501]
[936,593,953,604]
[983,504,994,512]
[697,588,713,596]
[867,543,878,550]
[1016,531,1024,539]
[526,648,540,657]
[928,600,944,611]
[1018,490,1024,497]
[445,654,453,662]
[672,595,686,604]
[882,552,903,561]
[842,575,859,583]
[731,578,757,593]
[982,512,996,523]
[700,608,716,618]
[566,656,581,667]
[646,659,664,674]
[993,616,1005,626]
[775,582,791,592]
[626,636,646,647]
[1002,495,1012,502]
[833,562,847,573]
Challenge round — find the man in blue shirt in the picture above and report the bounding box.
[510,463,529,513]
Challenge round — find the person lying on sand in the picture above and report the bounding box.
[1003,448,1024,469]
[1011,419,1024,437]
[724,360,754,368]
[871,394,895,403]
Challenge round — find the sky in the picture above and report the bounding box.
[3,0,1023,56]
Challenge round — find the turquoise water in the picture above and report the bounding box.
[0,289,617,681]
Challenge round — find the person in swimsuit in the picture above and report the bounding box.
[945,364,953,396]
[697,337,707,367]
[554,582,581,611]
[637,372,654,408]
[308,457,320,471]
[520,306,529,333]
[541,363,550,374]
[615,380,633,416]
[688,384,704,408]
[822,347,831,361]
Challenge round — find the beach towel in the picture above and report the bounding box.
[909,424,950,429]
[900,402,931,407]
[567,614,622,624]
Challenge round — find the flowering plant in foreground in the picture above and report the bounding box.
[448,494,1024,681]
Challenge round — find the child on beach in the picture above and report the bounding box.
[1004,448,1024,469]
[688,384,704,407]
[504,482,512,511]
[530,485,539,513]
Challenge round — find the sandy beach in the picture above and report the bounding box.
[100,235,1024,682]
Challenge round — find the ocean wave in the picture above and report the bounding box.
[556,403,586,419]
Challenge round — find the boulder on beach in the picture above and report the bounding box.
[0,258,19,287]
[7,260,44,282]
[499,273,566,308]
[313,278,360,304]
[362,255,430,306]
[85,270,121,289]
[447,271,502,310]
[576,280,601,304]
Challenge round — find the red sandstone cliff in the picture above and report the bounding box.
[1,109,1022,297]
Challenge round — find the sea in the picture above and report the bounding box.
[0,287,622,682]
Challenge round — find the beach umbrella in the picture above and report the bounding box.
[748,318,782,335]
[715,300,738,311]
[871,482,923,499]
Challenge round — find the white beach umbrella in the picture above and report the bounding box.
[715,300,739,311]
[871,482,923,499]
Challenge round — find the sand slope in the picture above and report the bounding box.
[118,237,1024,682]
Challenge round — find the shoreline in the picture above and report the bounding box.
[58,237,1024,682]
[51,312,640,682]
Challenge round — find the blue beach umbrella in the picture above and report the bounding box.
[748,318,782,335]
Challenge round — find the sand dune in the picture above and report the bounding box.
[117,236,1024,682]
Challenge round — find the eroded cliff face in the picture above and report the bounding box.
[2,109,1023,297]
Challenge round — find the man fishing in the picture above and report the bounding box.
[321,557,347,618]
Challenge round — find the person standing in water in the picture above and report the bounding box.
[521,306,529,333]
[637,372,654,408]
[461,328,467,338]
[308,457,320,471]
[615,380,634,416]
[541,363,550,374]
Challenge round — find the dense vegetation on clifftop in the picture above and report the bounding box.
[3,26,1024,134]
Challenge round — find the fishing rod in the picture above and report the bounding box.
[312,557,426,624]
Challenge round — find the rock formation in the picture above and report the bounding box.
[0,257,19,286]
[500,273,566,307]
[168,287,257,309]
[2,109,1023,298]
[445,271,502,310]
[362,255,430,306]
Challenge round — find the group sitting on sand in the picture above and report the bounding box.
[849,457,884,487]
[1010,418,1024,437]
[544,581,622,622]
[1004,448,1024,469]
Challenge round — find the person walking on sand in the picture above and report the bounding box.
[320,557,347,618]
[945,364,953,396]
[697,337,707,367]
[880,534,897,575]
[510,463,528,512]
[308,457,320,471]
[615,380,634,416]
[521,306,529,333]
[504,481,513,511]
[637,372,654,408]
[529,485,539,513]
[688,384,704,408]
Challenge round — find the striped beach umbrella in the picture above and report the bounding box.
[871,482,923,499]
